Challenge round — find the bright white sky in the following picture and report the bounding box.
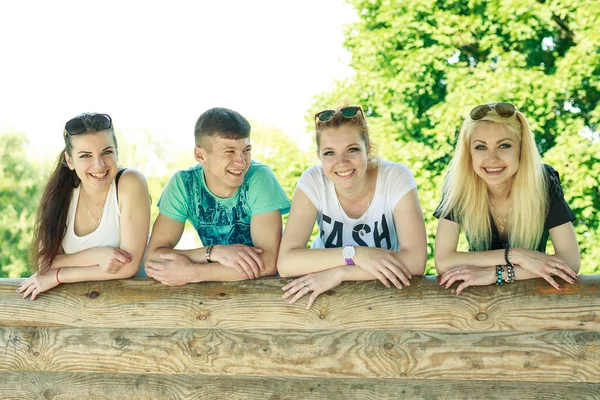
[0,0,356,157]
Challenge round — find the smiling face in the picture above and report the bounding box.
[318,125,369,191]
[65,130,118,191]
[470,122,521,188]
[195,135,252,197]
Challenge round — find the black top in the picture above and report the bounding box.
[433,164,575,252]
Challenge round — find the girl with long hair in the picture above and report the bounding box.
[18,113,151,300]
[278,105,427,309]
[435,103,580,294]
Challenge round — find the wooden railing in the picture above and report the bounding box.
[1,276,599,399]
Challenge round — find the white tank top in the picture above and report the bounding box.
[62,180,120,254]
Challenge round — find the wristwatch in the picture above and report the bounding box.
[342,245,355,265]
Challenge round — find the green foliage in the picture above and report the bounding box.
[312,0,600,274]
[0,132,45,277]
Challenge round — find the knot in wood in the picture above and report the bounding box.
[383,342,394,350]
[43,389,56,399]
[197,314,207,321]
[319,314,326,319]
[33,351,40,357]
[85,291,101,299]
[475,312,488,321]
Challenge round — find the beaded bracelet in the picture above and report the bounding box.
[504,245,514,269]
[505,263,514,283]
[496,265,504,286]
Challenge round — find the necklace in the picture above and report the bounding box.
[490,205,511,232]
[338,188,372,237]
[80,190,105,228]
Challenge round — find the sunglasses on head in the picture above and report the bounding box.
[315,106,363,124]
[64,114,113,136]
[469,103,516,121]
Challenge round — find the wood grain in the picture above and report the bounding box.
[1,276,598,331]
[1,372,599,400]
[2,326,599,382]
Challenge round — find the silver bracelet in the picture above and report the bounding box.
[205,244,214,263]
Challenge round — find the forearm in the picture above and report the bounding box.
[148,246,207,264]
[57,263,138,283]
[195,262,274,282]
[435,249,507,274]
[338,265,378,281]
[277,248,347,277]
[50,250,100,269]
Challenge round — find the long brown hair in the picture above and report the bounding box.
[30,113,117,273]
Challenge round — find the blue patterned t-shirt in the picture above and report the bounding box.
[157,161,291,246]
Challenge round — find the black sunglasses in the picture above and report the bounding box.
[315,106,363,124]
[64,114,113,136]
[470,103,516,120]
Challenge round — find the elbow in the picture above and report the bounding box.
[276,253,294,278]
[261,259,278,277]
[434,253,450,275]
[117,262,140,279]
[571,257,581,274]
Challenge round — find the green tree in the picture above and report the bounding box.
[0,132,45,277]
[312,0,600,274]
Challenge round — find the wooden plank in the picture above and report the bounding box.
[1,372,599,400]
[1,277,599,331]
[2,326,599,382]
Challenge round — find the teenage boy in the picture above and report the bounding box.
[146,107,290,285]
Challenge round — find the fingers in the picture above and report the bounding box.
[556,263,579,281]
[20,283,37,299]
[288,286,311,304]
[553,268,576,285]
[378,264,403,289]
[282,277,308,292]
[541,273,562,290]
[238,253,260,279]
[282,278,310,300]
[30,287,41,301]
[455,280,472,295]
[306,291,322,310]
[383,261,411,287]
[246,248,265,272]
[114,249,132,264]
[233,260,255,280]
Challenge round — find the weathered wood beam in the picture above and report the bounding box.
[1,276,598,331]
[1,372,599,400]
[2,326,599,382]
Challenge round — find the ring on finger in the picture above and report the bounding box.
[457,270,461,274]
[552,267,557,275]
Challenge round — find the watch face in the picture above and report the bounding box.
[342,246,355,258]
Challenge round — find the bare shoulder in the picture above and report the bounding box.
[117,168,150,203]
[118,168,149,190]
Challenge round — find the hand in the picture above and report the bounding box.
[439,266,496,295]
[17,271,60,301]
[281,268,344,310]
[94,247,132,274]
[354,247,412,289]
[511,248,578,290]
[146,253,196,286]
[210,244,264,279]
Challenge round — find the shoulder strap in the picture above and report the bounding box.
[116,168,127,201]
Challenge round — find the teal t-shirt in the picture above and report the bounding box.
[157,161,291,246]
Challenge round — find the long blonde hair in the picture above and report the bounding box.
[438,108,548,251]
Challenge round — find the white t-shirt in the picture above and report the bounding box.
[296,159,417,250]
[62,180,120,254]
